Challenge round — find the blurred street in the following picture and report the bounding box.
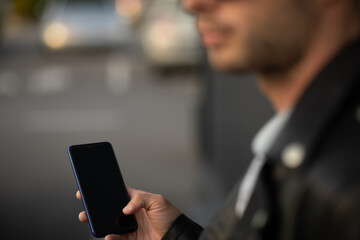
[0,0,274,239]
[0,17,203,239]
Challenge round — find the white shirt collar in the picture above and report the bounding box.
[235,108,292,218]
[251,109,292,156]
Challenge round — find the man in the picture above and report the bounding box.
[77,0,360,239]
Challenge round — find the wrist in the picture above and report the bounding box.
[161,214,203,240]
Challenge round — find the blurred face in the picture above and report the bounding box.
[182,0,319,73]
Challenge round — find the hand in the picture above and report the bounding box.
[76,187,181,240]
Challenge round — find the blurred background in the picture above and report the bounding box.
[0,0,272,239]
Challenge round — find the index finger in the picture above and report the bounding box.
[76,190,82,200]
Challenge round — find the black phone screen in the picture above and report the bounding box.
[68,142,137,237]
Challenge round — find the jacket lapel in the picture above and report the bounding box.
[267,38,360,169]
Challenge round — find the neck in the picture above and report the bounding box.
[257,4,360,112]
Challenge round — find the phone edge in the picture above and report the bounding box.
[67,146,103,238]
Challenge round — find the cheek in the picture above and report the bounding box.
[219,3,265,44]
[217,3,252,28]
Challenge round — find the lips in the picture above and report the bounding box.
[199,29,226,47]
[198,21,232,48]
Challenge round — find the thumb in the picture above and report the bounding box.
[123,189,155,215]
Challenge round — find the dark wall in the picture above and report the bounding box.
[198,61,274,196]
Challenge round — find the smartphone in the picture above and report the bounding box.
[68,142,138,238]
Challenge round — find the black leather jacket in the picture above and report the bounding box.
[162,38,360,240]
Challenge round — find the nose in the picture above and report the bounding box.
[181,0,217,14]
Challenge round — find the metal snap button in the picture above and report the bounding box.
[251,210,268,230]
[281,143,305,169]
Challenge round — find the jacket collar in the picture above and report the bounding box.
[267,38,360,169]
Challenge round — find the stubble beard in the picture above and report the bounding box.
[205,0,319,77]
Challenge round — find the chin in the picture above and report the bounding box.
[209,56,249,74]
[207,49,250,73]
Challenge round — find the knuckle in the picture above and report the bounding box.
[154,193,167,203]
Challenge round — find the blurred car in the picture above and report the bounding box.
[114,0,144,26]
[0,1,6,48]
[140,0,202,68]
[40,0,131,50]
